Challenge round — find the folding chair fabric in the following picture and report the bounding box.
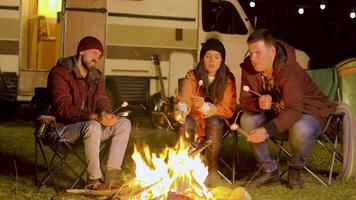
[306,68,339,101]
[33,87,88,191]
[336,58,356,119]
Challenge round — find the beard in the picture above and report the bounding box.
[82,57,96,72]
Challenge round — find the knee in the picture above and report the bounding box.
[82,120,102,137]
[206,116,224,127]
[240,111,264,132]
[117,117,131,134]
[289,125,316,149]
[178,116,196,132]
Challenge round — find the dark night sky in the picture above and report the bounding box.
[238,0,356,69]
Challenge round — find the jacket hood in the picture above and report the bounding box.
[57,56,77,69]
[56,56,102,81]
[240,40,298,74]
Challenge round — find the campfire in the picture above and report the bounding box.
[67,136,251,199]
[116,137,213,199]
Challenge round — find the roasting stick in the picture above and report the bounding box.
[243,85,262,97]
[112,101,128,114]
[230,123,249,138]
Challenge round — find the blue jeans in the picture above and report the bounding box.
[240,111,321,172]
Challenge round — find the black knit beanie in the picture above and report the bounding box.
[199,38,226,61]
[77,36,104,58]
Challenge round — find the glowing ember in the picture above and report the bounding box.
[118,137,213,199]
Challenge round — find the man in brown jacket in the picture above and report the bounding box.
[47,36,131,189]
[239,29,336,189]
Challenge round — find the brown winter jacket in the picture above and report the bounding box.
[47,56,112,128]
[239,41,337,136]
[177,70,237,137]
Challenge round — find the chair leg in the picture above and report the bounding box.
[232,131,239,183]
[35,138,39,186]
[271,139,328,187]
[217,130,239,184]
[328,135,338,185]
[37,140,59,192]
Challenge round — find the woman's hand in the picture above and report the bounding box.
[191,96,205,109]
[98,111,117,126]
[174,102,191,124]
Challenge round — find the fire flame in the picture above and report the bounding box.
[128,137,213,199]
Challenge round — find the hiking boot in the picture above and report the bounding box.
[287,166,304,189]
[247,170,281,188]
[105,169,124,189]
[85,179,106,190]
[205,171,225,188]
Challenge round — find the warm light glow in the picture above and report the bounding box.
[320,3,326,10]
[350,11,356,19]
[38,0,62,18]
[298,7,304,15]
[125,137,212,199]
[249,1,256,8]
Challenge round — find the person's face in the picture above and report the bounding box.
[80,49,102,71]
[248,40,276,74]
[203,50,222,76]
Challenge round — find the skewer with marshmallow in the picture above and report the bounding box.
[229,110,249,138]
[243,85,262,97]
[196,80,203,95]
[230,123,249,138]
[113,101,129,114]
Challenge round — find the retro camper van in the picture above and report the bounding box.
[0,0,309,107]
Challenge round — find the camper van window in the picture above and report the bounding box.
[202,0,248,35]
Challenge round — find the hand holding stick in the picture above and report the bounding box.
[243,85,262,97]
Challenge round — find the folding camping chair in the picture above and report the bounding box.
[270,67,344,186]
[33,87,109,192]
[218,109,244,184]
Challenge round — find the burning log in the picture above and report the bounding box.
[167,192,192,200]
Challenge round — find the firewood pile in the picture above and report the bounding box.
[64,185,251,200]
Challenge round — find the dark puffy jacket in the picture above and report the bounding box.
[47,56,112,128]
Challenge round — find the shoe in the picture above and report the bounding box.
[204,171,224,188]
[107,180,124,189]
[105,169,124,189]
[287,167,304,189]
[246,170,281,188]
[192,137,208,148]
[84,179,106,190]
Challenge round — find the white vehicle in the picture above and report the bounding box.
[0,0,309,107]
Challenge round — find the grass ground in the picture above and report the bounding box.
[0,116,355,200]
